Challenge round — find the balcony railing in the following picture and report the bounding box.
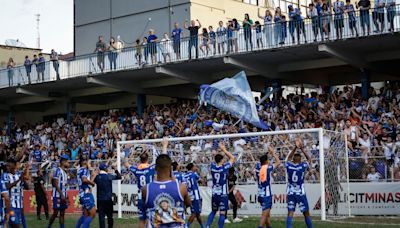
[1,5,399,89]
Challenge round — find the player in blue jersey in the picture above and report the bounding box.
[171,162,185,183]
[48,155,70,228]
[185,163,204,228]
[75,158,97,228]
[1,178,12,228]
[206,142,235,228]
[3,159,30,228]
[141,154,191,228]
[124,138,168,227]
[255,144,281,228]
[285,139,313,228]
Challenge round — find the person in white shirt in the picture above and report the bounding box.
[359,133,371,154]
[383,137,396,166]
[367,167,381,182]
[160,33,172,63]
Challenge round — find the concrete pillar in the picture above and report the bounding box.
[361,69,370,99]
[136,94,146,117]
[66,102,76,124]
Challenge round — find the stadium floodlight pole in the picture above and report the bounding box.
[116,142,122,218]
[344,134,351,217]
[318,128,326,221]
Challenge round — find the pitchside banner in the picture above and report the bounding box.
[24,183,398,215]
[23,190,82,214]
[108,182,400,216]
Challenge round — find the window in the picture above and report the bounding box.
[243,0,259,6]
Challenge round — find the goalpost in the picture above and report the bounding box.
[116,128,350,220]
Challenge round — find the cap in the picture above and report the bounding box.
[288,4,293,8]
[99,163,108,170]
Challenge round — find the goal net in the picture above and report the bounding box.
[115,128,350,220]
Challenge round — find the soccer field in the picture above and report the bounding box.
[25,214,400,228]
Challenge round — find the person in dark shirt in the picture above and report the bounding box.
[94,36,107,73]
[34,168,49,220]
[94,163,121,228]
[147,29,158,64]
[184,19,202,59]
[226,167,242,223]
[356,0,371,35]
[24,55,32,84]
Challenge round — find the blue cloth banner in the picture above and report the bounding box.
[199,71,267,129]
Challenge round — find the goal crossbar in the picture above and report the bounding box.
[116,128,348,220]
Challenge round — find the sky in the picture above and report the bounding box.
[0,0,73,54]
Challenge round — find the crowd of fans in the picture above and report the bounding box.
[1,82,400,189]
[3,0,398,85]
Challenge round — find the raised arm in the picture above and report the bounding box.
[268,144,281,168]
[219,142,235,165]
[257,8,263,20]
[286,138,302,162]
[197,19,202,29]
[161,137,169,155]
[298,141,312,165]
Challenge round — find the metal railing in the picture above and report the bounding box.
[0,5,399,89]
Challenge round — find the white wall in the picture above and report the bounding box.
[74,0,191,55]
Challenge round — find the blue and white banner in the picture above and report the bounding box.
[199,71,267,129]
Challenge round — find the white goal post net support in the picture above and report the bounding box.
[116,128,350,220]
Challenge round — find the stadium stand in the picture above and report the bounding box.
[1,82,400,189]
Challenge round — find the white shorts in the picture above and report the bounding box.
[232,31,238,39]
[217,36,226,44]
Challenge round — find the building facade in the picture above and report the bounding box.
[74,0,270,55]
[0,45,48,68]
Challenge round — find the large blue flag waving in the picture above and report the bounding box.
[199,71,267,129]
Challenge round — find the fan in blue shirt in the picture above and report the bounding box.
[206,142,235,228]
[285,139,313,228]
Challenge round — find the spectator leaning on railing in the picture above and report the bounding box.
[24,55,32,84]
[50,49,60,80]
[147,29,158,65]
[94,36,106,73]
[171,22,183,60]
[38,53,46,81]
[108,37,119,70]
[185,19,202,60]
[333,0,345,40]
[242,13,254,51]
[356,0,371,36]
[6,57,15,87]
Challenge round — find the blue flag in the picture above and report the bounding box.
[199,71,267,129]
